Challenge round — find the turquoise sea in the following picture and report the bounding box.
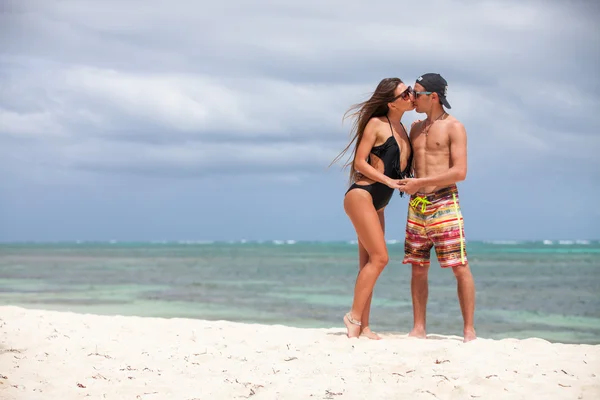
[1,241,599,344]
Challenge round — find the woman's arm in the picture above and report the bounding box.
[353,118,401,188]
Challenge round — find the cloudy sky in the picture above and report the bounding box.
[1,0,599,242]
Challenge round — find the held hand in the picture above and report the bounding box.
[385,178,403,190]
[399,178,420,195]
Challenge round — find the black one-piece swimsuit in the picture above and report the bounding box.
[345,116,413,210]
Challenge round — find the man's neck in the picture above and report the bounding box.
[426,107,446,122]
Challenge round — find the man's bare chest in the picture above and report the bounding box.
[413,127,450,153]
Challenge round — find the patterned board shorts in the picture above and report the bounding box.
[402,184,468,268]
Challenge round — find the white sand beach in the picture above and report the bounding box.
[1,306,599,400]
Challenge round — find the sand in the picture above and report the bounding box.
[1,306,599,399]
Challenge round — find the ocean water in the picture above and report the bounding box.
[0,241,599,344]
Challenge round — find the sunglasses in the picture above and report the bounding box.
[392,86,413,101]
[414,91,433,98]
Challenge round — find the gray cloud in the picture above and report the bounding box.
[1,0,599,182]
[1,0,600,241]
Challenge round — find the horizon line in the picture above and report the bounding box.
[0,239,597,244]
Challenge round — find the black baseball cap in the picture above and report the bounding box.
[416,73,451,109]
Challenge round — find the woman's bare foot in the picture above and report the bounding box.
[408,327,427,339]
[463,328,477,343]
[343,313,361,338]
[360,326,382,340]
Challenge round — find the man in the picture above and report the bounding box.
[399,73,476,343]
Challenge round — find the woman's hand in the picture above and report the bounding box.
[385,178,403,190]
[398,178,421,195]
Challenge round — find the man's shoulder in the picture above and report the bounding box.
[411,119,423,128]
[410,119,424,134]
[444,117,466,134]
[445,115,463,125]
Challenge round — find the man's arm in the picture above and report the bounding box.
[409,121,468,187]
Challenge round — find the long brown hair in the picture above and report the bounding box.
[330,78,403,183]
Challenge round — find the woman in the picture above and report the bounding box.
[331,78,414,339]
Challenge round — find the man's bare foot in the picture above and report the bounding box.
[408,327,427,339]
[343,313,361,338]
[360,326,382,340]
[463,329,477,343]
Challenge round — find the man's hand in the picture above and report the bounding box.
[399,178,421,195]
[385,178,403,190]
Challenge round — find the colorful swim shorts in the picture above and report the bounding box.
[402,184,468,268]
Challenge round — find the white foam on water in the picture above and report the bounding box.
[558,240,574,245]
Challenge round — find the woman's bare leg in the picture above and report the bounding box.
[359,209,385,339]
[343,191,389,338]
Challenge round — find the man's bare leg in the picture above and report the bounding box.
[409,263,429,338]
[452,263,477,342]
